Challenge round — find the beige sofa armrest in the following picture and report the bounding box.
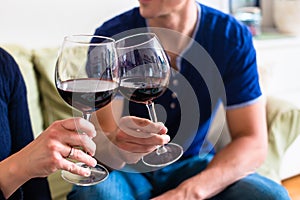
[257,96,300,183]
[207,96,300,184]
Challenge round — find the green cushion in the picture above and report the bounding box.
[47,171,72,200]
[257,96,300,183]
[1,44,44,138]
[32,47,76,128]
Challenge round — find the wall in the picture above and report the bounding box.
[0,0,231,48]
[0,0,248,48]
[199,0,229,13]
[0,0,139,48]
[260,0,273,27]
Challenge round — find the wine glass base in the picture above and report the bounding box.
[61,162,109,186]
[142,143,183,167]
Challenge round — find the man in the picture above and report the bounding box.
[68,0,290,199]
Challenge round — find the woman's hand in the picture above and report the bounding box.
[19,117,97,178]
[0,117,97,198]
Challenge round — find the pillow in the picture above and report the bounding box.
[1,44,44,138]
[32,47,76,128]
[257,96,300,183]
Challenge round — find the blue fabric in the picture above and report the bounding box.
[68,154,290,200]
[0,48,51,200]
[0,48,32,160]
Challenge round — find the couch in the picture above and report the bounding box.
[2,44,300,200]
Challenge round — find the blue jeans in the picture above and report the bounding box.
[67,154,290,200]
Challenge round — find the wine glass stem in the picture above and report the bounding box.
[146,101,158,123]
[83,112,92,121]
[146,102,167,155]
[82,112,92,153]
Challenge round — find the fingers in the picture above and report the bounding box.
[59,118,97,156]
[116,131,170,151]
[119,116,168,138]
[60,158,96,177]
[28,117,99,178]
[60,117,97,161]
[116,138,158,153]
[65,147,97,167]
[66,146,75,158]
[61,117,96,138]
[59,145,97,177]
[52,117,97,163]
[77,134,97,156]
[115,116,170,154]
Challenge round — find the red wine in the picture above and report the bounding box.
[119,77,167,104]
[57,79,118,112]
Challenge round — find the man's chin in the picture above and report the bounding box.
[139,8,155,19]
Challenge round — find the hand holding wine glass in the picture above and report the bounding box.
[55,35,119,185]
[116,33,183,167]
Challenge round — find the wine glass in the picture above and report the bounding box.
[55,34,119,185]
[116,33,183,167]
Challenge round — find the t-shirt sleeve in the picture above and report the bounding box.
[223,26,262,108]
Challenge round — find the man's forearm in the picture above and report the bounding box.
[187,136,267,199]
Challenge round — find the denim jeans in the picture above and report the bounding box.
[67,154,290,200]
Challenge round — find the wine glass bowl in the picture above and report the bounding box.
[55,34,118,185]
[116,33,183,167]
[117,33,170,105]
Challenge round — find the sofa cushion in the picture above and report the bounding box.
[32,47,76,128]
[1,44,44,138]
[257,96,300,183]
[47,171,72,200]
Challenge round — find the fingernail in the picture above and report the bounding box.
[160,126,168,134]
[91,158,97,167]
[166,135,171,143]
[92,130,96,138]
[164,127,168,133]
[84,169,91,177]
[164,135,171,144]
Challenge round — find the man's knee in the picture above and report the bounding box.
[212,173,290,200]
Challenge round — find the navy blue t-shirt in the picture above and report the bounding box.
[0,48,51,199]
[93,3,262,158]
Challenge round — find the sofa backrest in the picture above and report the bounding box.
[1,44,75,138]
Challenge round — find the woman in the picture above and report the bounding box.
[0,47,97,199]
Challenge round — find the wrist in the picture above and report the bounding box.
[0,153,28,199]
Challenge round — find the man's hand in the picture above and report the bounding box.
[93,115,170,168]
[151,177,204,200]
[112,116,170,164]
